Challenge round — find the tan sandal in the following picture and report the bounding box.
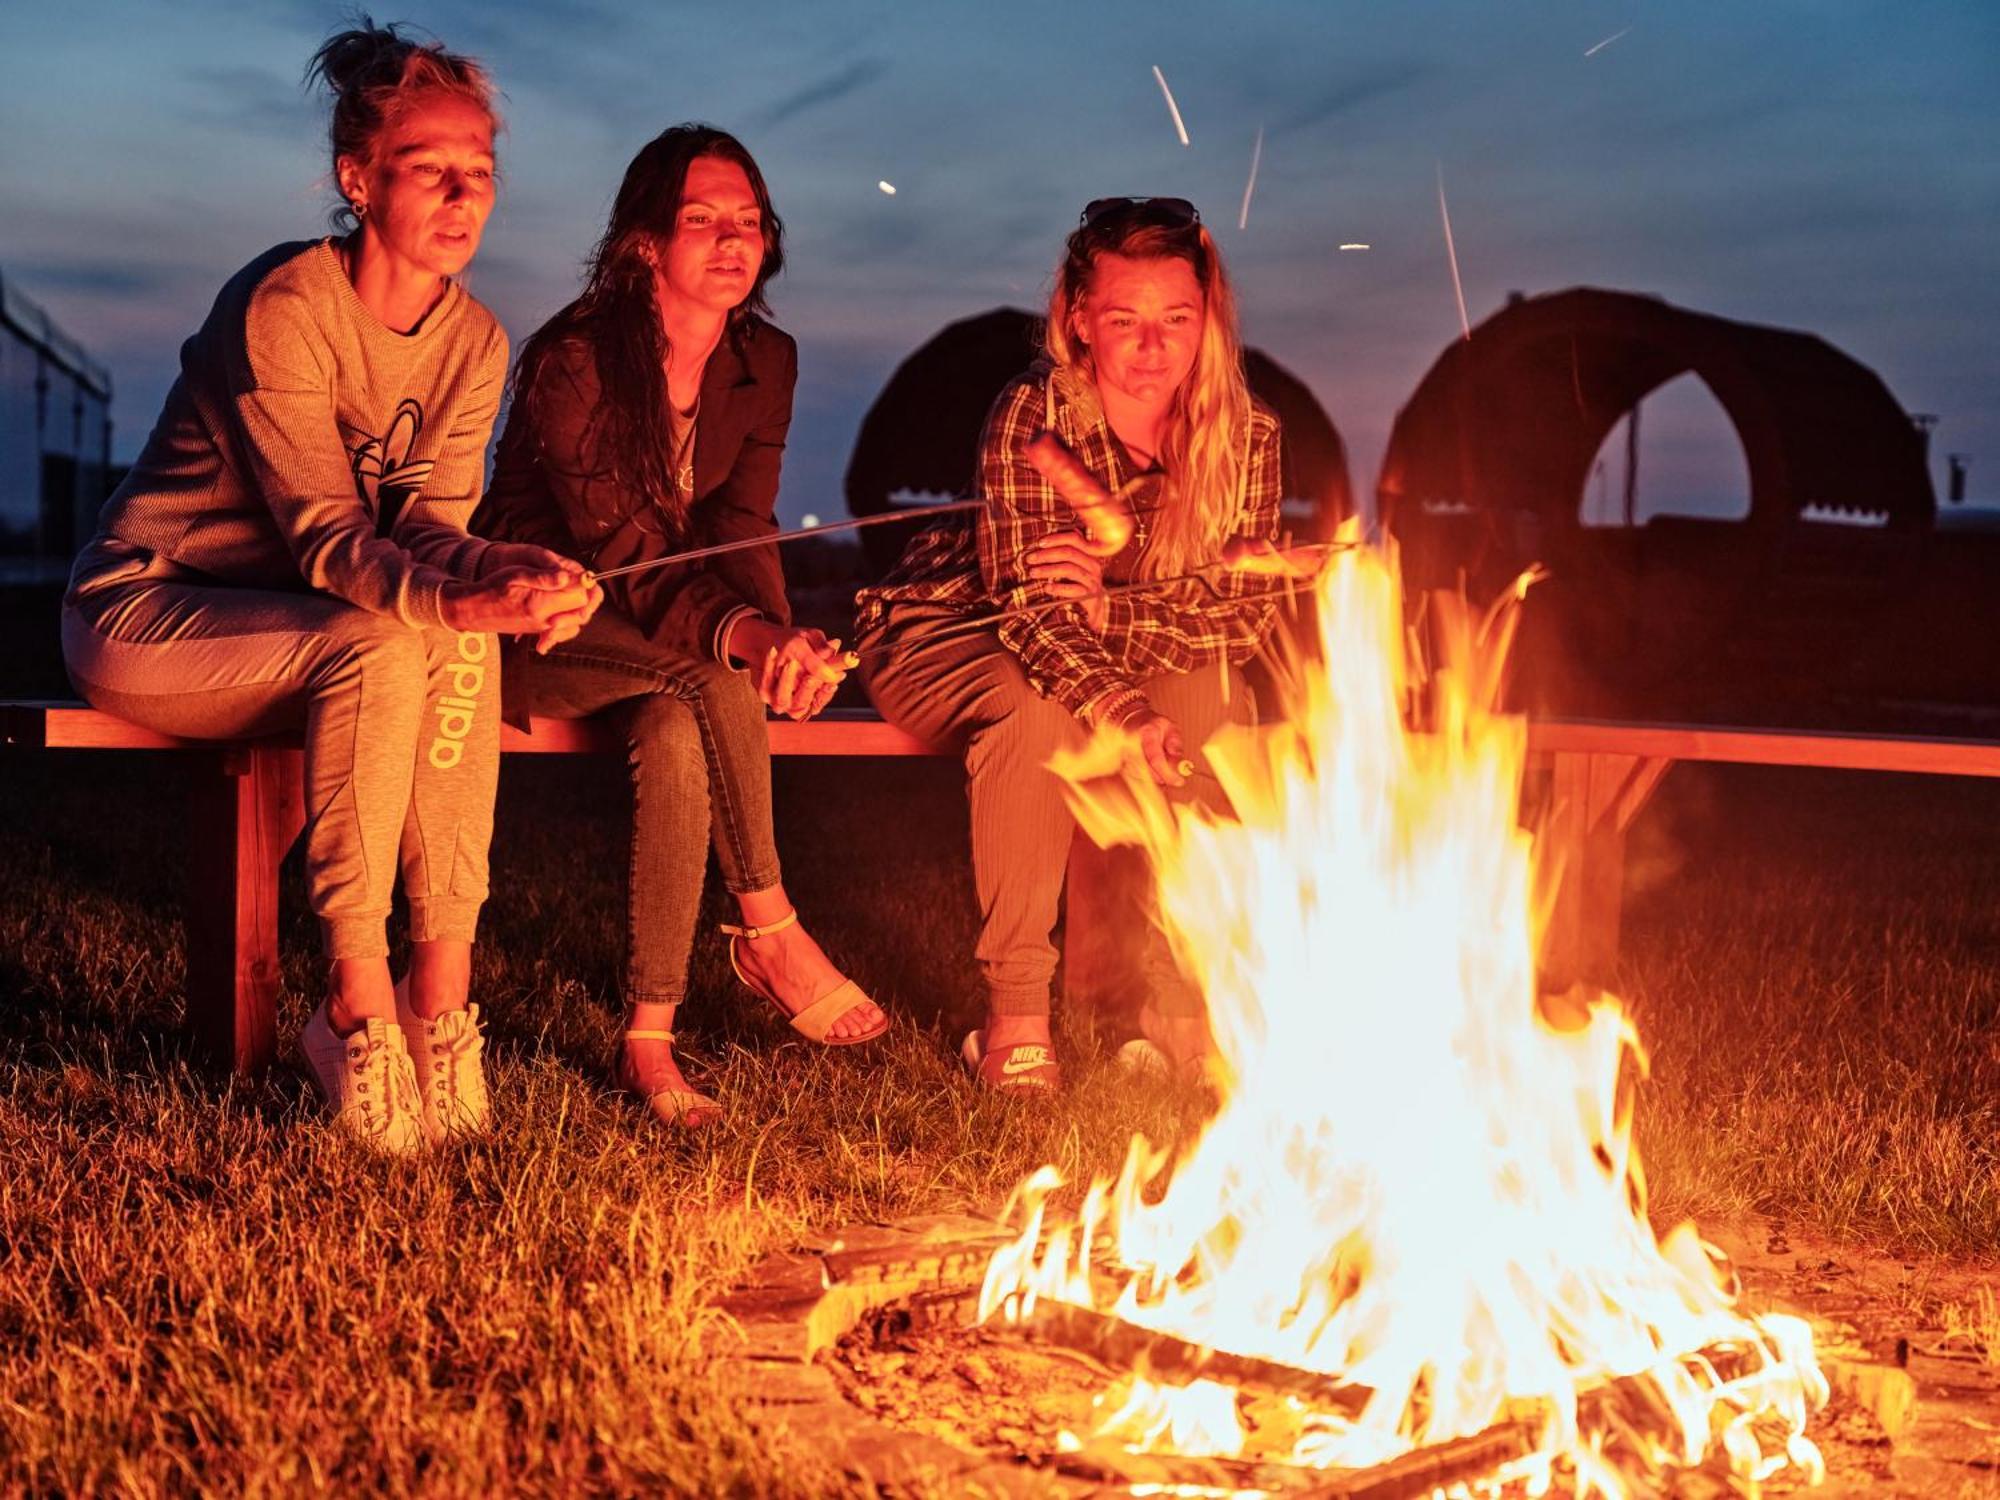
[721,910,888,1046]
[619,1029,722,1127]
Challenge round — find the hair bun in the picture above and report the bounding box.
[302,18,495,227]
[305,19,413,98]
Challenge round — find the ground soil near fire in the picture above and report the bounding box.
[1,751,1995,1494]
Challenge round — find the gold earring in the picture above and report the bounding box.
[353,201,368,220]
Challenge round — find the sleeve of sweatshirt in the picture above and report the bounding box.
[228,283,472,628]
[392,316,508,585]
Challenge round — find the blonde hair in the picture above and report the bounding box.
[1044,216,1252,578]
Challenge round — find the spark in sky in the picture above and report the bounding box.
[1436,162,1471,341]
[1585,26,1633,58]
[1238,125,1265,231]
[1152,64,1190,146]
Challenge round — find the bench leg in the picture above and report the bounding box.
[185,744,304,1074]
[1540,751,1671,992]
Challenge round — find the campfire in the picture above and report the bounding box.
[970,531,1828,1494]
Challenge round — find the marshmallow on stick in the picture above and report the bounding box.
[1023,430,1137,557]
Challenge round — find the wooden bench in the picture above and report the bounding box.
[8,701,1999,1073]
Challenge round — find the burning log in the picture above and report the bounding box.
[1295,1418,1540,1499]
[1021,1298,1370,1417]
[1021,1293,1797,1496]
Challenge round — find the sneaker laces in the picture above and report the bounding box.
[420,1010,485,1114]
[343,1025,406,1124]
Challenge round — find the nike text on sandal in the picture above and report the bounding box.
[721,910,888,1046]
[961,1029,1063,1093]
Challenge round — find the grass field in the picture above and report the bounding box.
[2,749,1996,1493]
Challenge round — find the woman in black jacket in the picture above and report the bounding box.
[479,125,884,1129]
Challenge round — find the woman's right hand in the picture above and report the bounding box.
[1025,528,1109,631]
[727,616,852,721]
[440,563,598,649]
[1124,707,1189,788]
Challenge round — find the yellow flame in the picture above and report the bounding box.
[979,530,1825,1489]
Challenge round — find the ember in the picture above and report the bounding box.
[975,531,1829,1493]
[1152,64,1192,146]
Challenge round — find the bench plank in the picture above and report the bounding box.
[11,698,2000,1075]
[1528,719,2000,778]
[16,702,2000,776]
[5,702,937,757]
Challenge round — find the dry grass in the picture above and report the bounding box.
[1,752,1996,1493]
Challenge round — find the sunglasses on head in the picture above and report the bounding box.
[1078,196,1201,231]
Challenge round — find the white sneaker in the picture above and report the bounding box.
[300,1005,426,1155]
[395,997,490,1145]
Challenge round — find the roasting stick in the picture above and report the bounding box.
[850,542,1349,783]
[588,424,1158,590]
[587,426,1142,586]
[846,545,1345,667]
[584,499,986,583]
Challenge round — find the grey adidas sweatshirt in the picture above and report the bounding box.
[78,238,508,628]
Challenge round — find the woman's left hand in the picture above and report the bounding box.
[729,617,851,721]
[1025,529,1109,631]
[481,543,602,652]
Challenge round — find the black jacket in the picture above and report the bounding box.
[477,315,797,659]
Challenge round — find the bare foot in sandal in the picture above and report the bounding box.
[620,1003,721,1127]
[727,887,886,1043]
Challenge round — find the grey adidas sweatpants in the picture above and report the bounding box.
[62,544,497,961]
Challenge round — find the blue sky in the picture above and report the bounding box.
[2,0,1994,523]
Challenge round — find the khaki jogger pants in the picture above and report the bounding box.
[62,547,498,961]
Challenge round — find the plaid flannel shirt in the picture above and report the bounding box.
[855,364,1284,727]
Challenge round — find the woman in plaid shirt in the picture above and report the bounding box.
[856,198,1284,1092]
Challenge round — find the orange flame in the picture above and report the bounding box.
[979,529,1825,1491]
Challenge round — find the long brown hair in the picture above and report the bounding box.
[304,19,498,231]
[513,124,786,531]
[1044,211,1252,578]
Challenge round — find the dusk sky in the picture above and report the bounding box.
[3,1,1994,526]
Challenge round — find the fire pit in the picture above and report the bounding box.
[715,1213,1877,1496]
[724,536,1843,1496]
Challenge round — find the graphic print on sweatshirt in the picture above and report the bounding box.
[346,399,435,537]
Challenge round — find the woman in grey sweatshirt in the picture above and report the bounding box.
[60,23,597,1154]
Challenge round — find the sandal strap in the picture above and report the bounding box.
[784,979,878,1044]
[645,1086,722,1125]
[624,1029,677,1042]
[719,909,799,941]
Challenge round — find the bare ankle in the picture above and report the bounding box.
[984,1013,1052,1047]
[406,940,471,1019]
[732,884,793,932]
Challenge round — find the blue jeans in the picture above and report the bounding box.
[505,608,781,1007]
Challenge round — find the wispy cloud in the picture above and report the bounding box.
[181,64,315,134]
[7,259,182,298]
[1271,60,1436,135]
[754,57,888,132]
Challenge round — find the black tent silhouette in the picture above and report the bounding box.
[1380,288,1949,721]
